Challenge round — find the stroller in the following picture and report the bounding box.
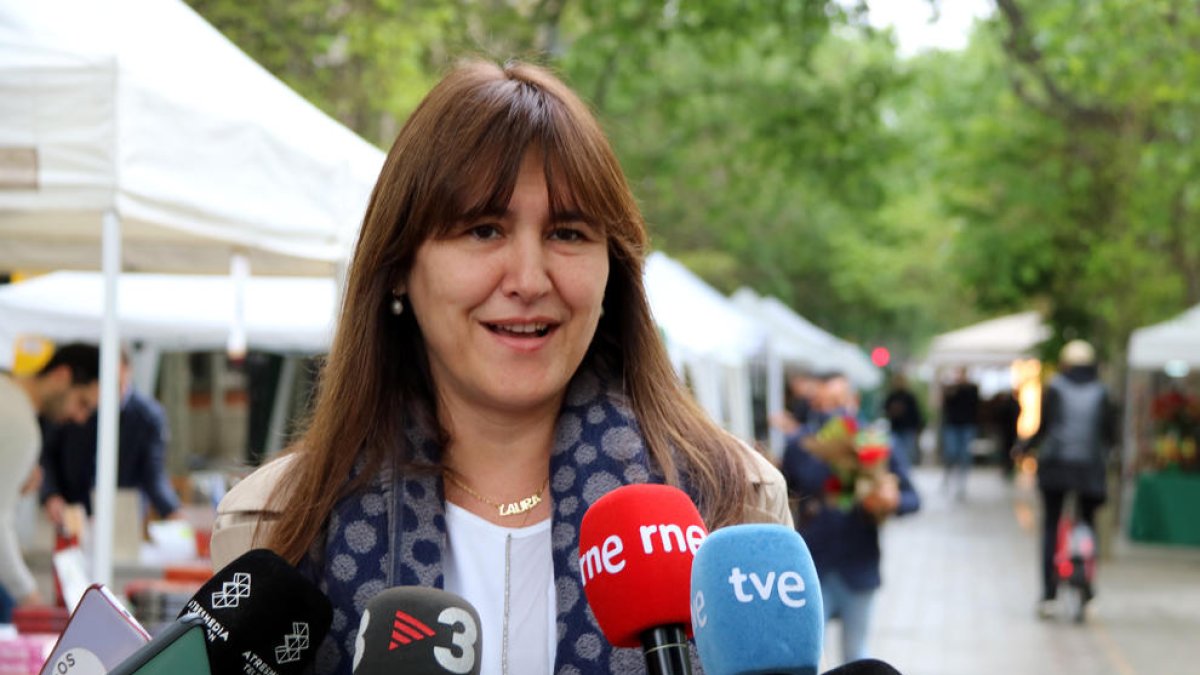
[1053,496,1097,623]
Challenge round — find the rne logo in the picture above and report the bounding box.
[389,609,435,650]
[579,522,706,586]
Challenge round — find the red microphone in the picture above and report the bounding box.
[578,484,707,675]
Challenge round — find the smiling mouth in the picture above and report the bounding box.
[484,322,554,338]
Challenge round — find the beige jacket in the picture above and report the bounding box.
[210,442,792,569]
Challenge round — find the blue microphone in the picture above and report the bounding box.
[690,524,824,675]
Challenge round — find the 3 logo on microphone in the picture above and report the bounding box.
[354,603,480,675]
[388,610,435,649]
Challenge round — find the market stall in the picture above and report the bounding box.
[1124,304,1200,547]
[0,0,384,588]
[731,288,881,456]
[644,253,767,442]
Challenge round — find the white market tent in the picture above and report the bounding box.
[0,0,382,274]
[644,252,767,441]
[0,271,337,356]
[1128,304,1200,369]
[731,287,881,456]
[0,0,384,586]
[0,271,335,460]
[732,287,881,389]
[923,311,1049,367]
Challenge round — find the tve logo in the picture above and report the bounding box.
[692,566,808,628]
[728,567,808,607]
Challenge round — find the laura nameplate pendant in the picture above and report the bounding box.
[499,493,542,517]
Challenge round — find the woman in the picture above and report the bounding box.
[212,59,791,675]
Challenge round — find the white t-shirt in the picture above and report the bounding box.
[0,374,42,600]
[443,502,555,675]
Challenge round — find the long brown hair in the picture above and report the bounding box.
[264,59,749,564]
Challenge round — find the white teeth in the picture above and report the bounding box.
[494,323,548,334]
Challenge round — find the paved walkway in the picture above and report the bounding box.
[840,465,1200,675]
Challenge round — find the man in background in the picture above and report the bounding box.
[0,343,100,618]
[941,367,979,499]
[786,368,819,428]
[780,374,920,665]
[884,372,924,469]
[994,388,1023,479]
[1025,339,1114,619]
[40,348,180,526]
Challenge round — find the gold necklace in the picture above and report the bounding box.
[443,469,549,518]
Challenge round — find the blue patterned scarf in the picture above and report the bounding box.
[305,367,695,674]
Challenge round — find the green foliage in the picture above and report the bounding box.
[183,0,1200,365]
[921,0,1200,359]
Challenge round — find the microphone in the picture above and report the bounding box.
[690,524,823,675]
[351,586,482,675]
[179,548,333,675]
[39,584,151,675]
[578,483,708,675]
[821,659,903,674]
[106,614,211,675]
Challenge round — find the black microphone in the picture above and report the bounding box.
[106,614,211,675]
[351,586,482,674]
[821,659,903,674]
[179,548,333,675]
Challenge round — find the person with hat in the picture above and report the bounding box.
[1024,339,1115,619]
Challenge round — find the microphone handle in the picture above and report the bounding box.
[640,624,693,675]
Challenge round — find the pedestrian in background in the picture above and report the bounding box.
[941,367,979,499]
[786,367,819,428]
[0,343,100,620]
[883,372,923,469]
[781,375,920,666]
[40,347,180,526]
[1024,339,1114,619]
[993,388,1022,479]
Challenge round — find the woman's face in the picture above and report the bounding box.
[402,150,609,419]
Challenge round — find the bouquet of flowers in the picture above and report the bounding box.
[1149,389,1200,472]
[804,417,898,518]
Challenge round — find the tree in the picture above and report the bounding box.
[935,0,1200,358]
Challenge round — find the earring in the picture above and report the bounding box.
[391,295,404,315]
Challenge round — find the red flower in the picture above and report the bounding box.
[857,445,890,467]
[823,475,843,495]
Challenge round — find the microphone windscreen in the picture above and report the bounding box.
[351,586,482,675]
[107,615,211,675]
[821,659,903,674]
[180,548,332,675]
[578,483,707,648]
[690,524,823,675]
[39,584,150,675]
